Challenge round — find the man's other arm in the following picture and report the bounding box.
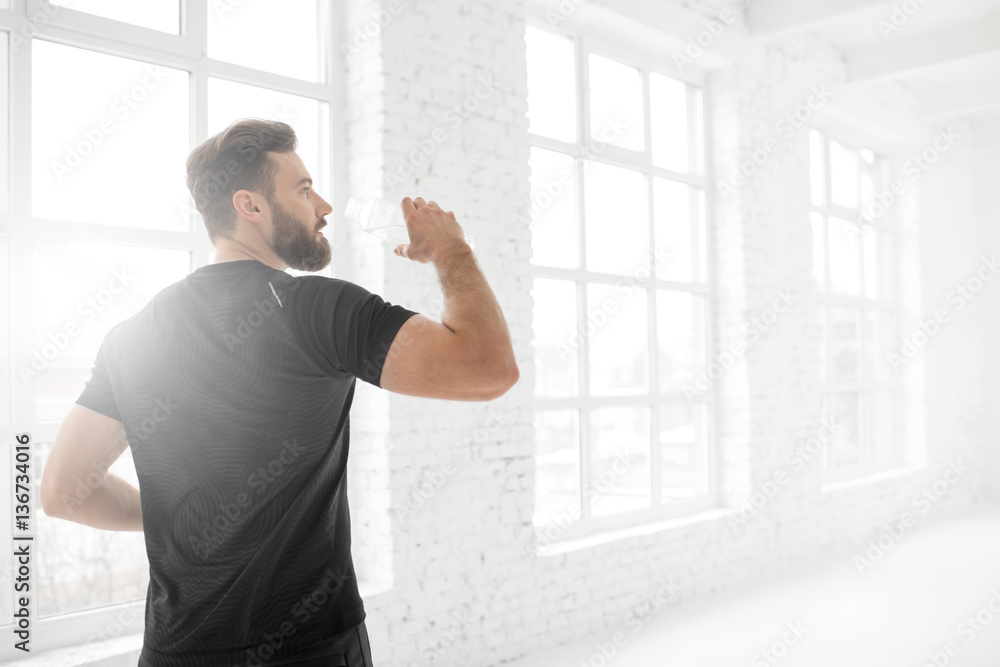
[40,404,142,531]
[379,197,519,401]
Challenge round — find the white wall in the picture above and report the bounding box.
[334,1,993,666]
[974,120,1000,502]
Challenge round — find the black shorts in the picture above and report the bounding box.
[137,621,374,667]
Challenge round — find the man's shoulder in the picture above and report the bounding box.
[275,273,371,302]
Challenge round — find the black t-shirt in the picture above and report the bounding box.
[75,259,418,667]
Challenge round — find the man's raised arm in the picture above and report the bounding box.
[378,197,519,401]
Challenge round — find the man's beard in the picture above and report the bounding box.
[270,198,331,272]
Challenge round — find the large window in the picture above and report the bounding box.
[0,0,338,657]
[525,24,713,541]
[809,129,899,482]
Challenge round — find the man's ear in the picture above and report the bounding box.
[232,189,265,223]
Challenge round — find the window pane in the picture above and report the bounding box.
[208,0,326,82]
[31,242,190,421]
[829,140,859,209]
[818,305,827,384]
[208,78,329,204]
[528,147,578,269]
[863,227,891,300]
[860,159,877,213]
[584,161,649,275]
[650,73,687,172]
[31,42,190,231]
[659,403,708,500]
[811,213,826,290]
[657,291,704,393]
[36,441,147,615]
[828,217,862,295]
[809,129,825,206]
[0,32,7,212]
[587,283,648,395]
[863,309,893,385]
[589,54,643,151]
[533,410,580,526]
[830,307,860,385]
[868,391,895,462]
[693,188,707,281]
[827,392,860,468]
[589,405,650,516]
[525,27,576,143]
[653,178,701,282]
[51,0,180,33]
[531,278,578,397]
[0,237,8,423]
[690,88,705,175]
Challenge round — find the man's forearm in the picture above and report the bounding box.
[434,244,517,376]
[54,473,143,531]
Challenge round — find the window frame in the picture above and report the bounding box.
[810,127,902,486]
[0,0,345,657]
[525,18,718,546]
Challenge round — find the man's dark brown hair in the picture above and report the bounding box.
[186,118,297,241]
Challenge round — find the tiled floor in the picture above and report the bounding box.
[504,503,1000,667]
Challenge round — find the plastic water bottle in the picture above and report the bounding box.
[344,196,477,249]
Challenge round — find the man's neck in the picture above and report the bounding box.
[213,239,286,271]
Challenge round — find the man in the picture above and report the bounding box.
[40,118,519,667]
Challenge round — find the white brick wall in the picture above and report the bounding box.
[345,1,989,665]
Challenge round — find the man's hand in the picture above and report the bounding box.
[393,197,470,265]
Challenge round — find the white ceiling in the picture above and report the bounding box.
[747,0,1000,125]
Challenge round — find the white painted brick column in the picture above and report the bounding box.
[342,0,536,664]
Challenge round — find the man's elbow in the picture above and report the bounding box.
[40,475,71,519]
[485,359,519,400]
